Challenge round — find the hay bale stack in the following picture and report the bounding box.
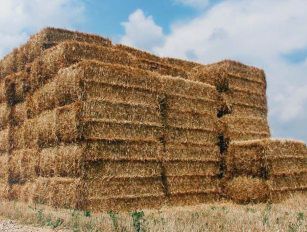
[225,139,307,202]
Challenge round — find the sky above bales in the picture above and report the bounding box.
[0,0,307,142]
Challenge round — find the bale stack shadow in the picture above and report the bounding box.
[0,28,306,211]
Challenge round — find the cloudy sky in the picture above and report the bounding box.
[0,0,306,142]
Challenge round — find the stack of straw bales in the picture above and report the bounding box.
[0,28,306,211]
[224,139,307,203]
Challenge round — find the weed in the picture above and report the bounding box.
[108,211,119,231]
[262,203,272,226]
[131,211,144,232]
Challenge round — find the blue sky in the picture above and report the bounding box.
[0,0,306,142]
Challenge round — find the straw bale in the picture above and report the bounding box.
[0,155,8,183]
[229,102,267,118]
[167,176,220,194]
[219,114,270,138]
[167,95,218,115]
[86,176,164,198]
[0,103,9,129]
[227,139,307,177]
[28,81,56,116]
[11,125,25,150]
[9,149,39,183]
[86,140,162,161]
[0,80,7,102]
[9,182,35,202]
[39,145,83,178]
[0,27,112,77]
[36,110,57,147]
[29,42,136,89]
[39,147,57,177]
[221,91,267,109]
[167,192,220,207]
[11,102,27,126]
[83,120,163,142]
[190,60,266,87]
[0,183,9,200]
[164,142,220,162]
[164,161,220,177]
[85,160,162,179]
[33,177,82,208]
[86,195,166,212]
[165,127,218,144]
[81,100,161,125]
[56,104,81,142]
[268,172,307,190]
[167,110,216,131]
[162,57,202,71]
[49,177,82,208]
[115,44,161,63]
[225,176,269,203]
[137,58,188,78]
[23,118,38,148]
[0,128,9,152]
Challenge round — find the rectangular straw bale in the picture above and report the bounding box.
[11,102,27,126]
[167,192,219,207]
[86,177,164,198]
[164,142,220,162]
[0,80,7,102]
[29,42,136,89]
[23,118,38,148]
[28,81,56,116]
[226,139,307,178]
[9,182,35,202]
[9,149,39,183]
[0,103,9,129]
[229,102,267,118]
[0,128,9,152]
[86,140,162,161]
[83,120,162,142]
[41,145,84,178]
[162,57,201,71]
[167,95,218,115]
[0,155,8,183]
[189,60,266,87]
[268,172,307,190]
[136,58,188,78]
[218,115,270,136]
[227,75,266,95]
[86,195,166,212]
[81,100,161,126]
[167,110,216,131]
[84,82,159,107]
[49,177,82,208]
[0,27,112,77]
[160,76,217,101]
[167,176,220,194]
[56,103,81,142]
[11,125,25,149]
[36,110,57,147]
[164,161,220,177]
[39,147,57,177]
[165,127,218,144]
[221,91,267,109]
[85,160,162,179]
[33,177,81,208]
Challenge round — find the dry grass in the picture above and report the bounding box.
[0,194,305,231]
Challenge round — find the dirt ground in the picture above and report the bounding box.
[0,218,67,232]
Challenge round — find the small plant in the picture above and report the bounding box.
[131,211,144,232]
[262,203,272,226]
[108,211,119,231]
[84,210,91,217]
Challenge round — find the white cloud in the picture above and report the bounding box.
[121,0,307,142]
[174,0,210,9]
[120,9,164,51]
[0,0,84,58]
